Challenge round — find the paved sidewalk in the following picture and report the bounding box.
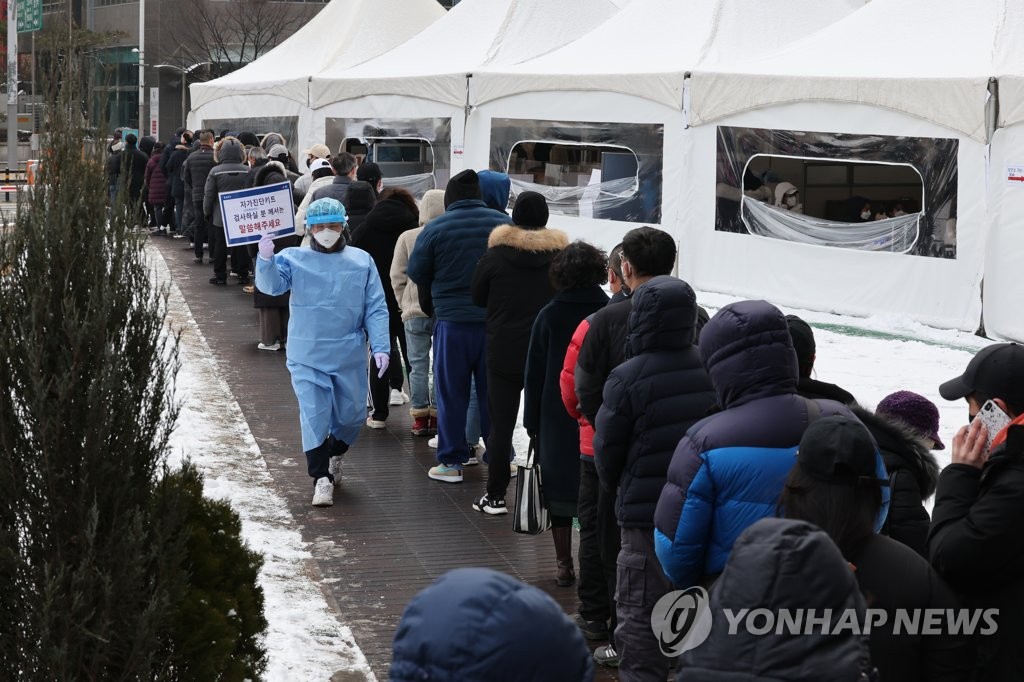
[151,237,619,680]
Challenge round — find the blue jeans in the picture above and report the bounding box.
[404,316,436,411]
[433,320,489,466]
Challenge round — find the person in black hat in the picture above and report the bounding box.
[781,416,971,682]
[356,162,383,199]
[930,342,1024,681]
[786,314,857,405]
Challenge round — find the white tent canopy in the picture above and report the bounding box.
[689,0,1015,143]
[471,0,865,108]
[309,0,622,109]
[190,0,445,110]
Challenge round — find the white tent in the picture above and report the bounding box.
[465,0,864,253]
[983,9,1024,341]
[306,0,623,196]
[188,0,445,153]
[683,0,1001,333]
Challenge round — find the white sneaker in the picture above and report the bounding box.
[366,417,387,429]
[428,435,438,448]
[312,477,334,507]
[509,463,518,479]
[389,389,409,406]
[257,341,281,352]
[328,456,343,482]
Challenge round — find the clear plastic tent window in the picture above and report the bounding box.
[201,117,299,156]
[715,126,958,258]
[490,119,663,224]
[325,117,451,201]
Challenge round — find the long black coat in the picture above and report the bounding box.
[250,160,299,309]
[930,423,1024,681]
[351,194,418,315]
[523,285,609,517]
[471,225,568,375]
[593,276,715,528]
[854,407,939,557]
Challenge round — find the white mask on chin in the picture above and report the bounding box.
[313,228,341,249]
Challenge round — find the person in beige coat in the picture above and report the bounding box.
[391,189,445,436]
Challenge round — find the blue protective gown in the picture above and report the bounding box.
[256,246,390,451]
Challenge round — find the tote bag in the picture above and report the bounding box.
[512,438,551,535]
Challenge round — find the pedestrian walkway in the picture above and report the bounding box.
[151,238,619,680]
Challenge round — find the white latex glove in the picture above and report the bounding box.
[258,233,275,260]
[373,352,390,379]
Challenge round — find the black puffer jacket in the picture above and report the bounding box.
[248,159,288,189]
[854,407,938,557]
[203,139,250,228]
[183,145,216,203]
[593,276,715,528]
[344,181,376,235]
[679,518,876,681]
[165,143,190,200]
[471,224,569,375]
[929,422,1024,682]
[352,194,419,315]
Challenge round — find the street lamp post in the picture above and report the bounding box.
[137,0,145,134]
[154,61,211,129]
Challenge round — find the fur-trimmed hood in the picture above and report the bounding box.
[854,406,939,497]
[487,224,568,252]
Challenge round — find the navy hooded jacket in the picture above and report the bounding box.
[653,300,890,588]
[390,568,594,682]
[593,277,715,528]
[407,198,511,323]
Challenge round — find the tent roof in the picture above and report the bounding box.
[190,0,445,110]
[470,0,864,109]
[309,0,621,109]
[689,0,1015,142]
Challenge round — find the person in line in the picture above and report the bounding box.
[593,275,716,681]
[524,241,609,587]
[786,314,858,405]
[294,143,331,201]
[471,192,566,513]
[353,187,419,428]
[106,132,148,223]
[654,300,890,591]
[203,137,252,287]
[678,518,877,681]
[255,198,390,508]
[931,342,1024,681]
[781,416,972,682]
[309,152,358,206]
[182,130,217,264]
[390,568,594,682]
[164,130,192,239]
[357,161,383,201]
[853,390,941,556]
[407,170,512,483]
[390,189,444,437]
[293,158,336,238]
[560,242,625,643]
[144,141,172,235]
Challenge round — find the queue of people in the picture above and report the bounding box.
[115,126,1024,681]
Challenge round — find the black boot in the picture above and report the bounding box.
[553,526,576,587]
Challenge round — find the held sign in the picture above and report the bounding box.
[219,181,296,246]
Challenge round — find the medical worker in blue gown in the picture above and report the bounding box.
[256,197,391,507]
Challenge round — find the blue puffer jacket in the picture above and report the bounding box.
[406,199,511,322]
[653,300,890,588]
[593,277,715,529]
[390,568,594,682]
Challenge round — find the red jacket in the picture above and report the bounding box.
[561,317,595,457]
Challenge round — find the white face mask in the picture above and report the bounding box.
[892,209,905,217]
[313,228,341,249]
[860,210,871,220]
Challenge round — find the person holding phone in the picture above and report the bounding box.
[930,342,1024,681]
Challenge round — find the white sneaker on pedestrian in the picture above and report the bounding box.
[389,389,409,406]
[312,477,334,507]
[509,463,518,479]
[428,463,463,483]
[257,341,281,352]
[366,417,387,429]
[328,456,343,482]
[428,435,438,448]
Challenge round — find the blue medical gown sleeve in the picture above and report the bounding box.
[363,263,391,355]
[255,254,293,297]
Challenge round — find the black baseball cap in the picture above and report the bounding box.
[797,416,880,484]
[939,343,1024,406]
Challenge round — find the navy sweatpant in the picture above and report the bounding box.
[433,320,489,467]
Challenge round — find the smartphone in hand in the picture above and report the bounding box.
[977,400,1012,451]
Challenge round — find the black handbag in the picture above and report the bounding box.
[512,438,551,535]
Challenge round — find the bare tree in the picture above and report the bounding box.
[165,0,321,76]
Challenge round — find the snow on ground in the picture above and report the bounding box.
[146,231,996,678]
[148,244,375,682]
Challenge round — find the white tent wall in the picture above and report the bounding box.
[681,101,985,332]
[983,126,1024,341]
[463,90,683,253]
[187,96,313,158]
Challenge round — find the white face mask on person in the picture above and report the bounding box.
[860,210,871,220]
[313,228,341,249]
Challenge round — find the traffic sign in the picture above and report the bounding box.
[17,0,43,33]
